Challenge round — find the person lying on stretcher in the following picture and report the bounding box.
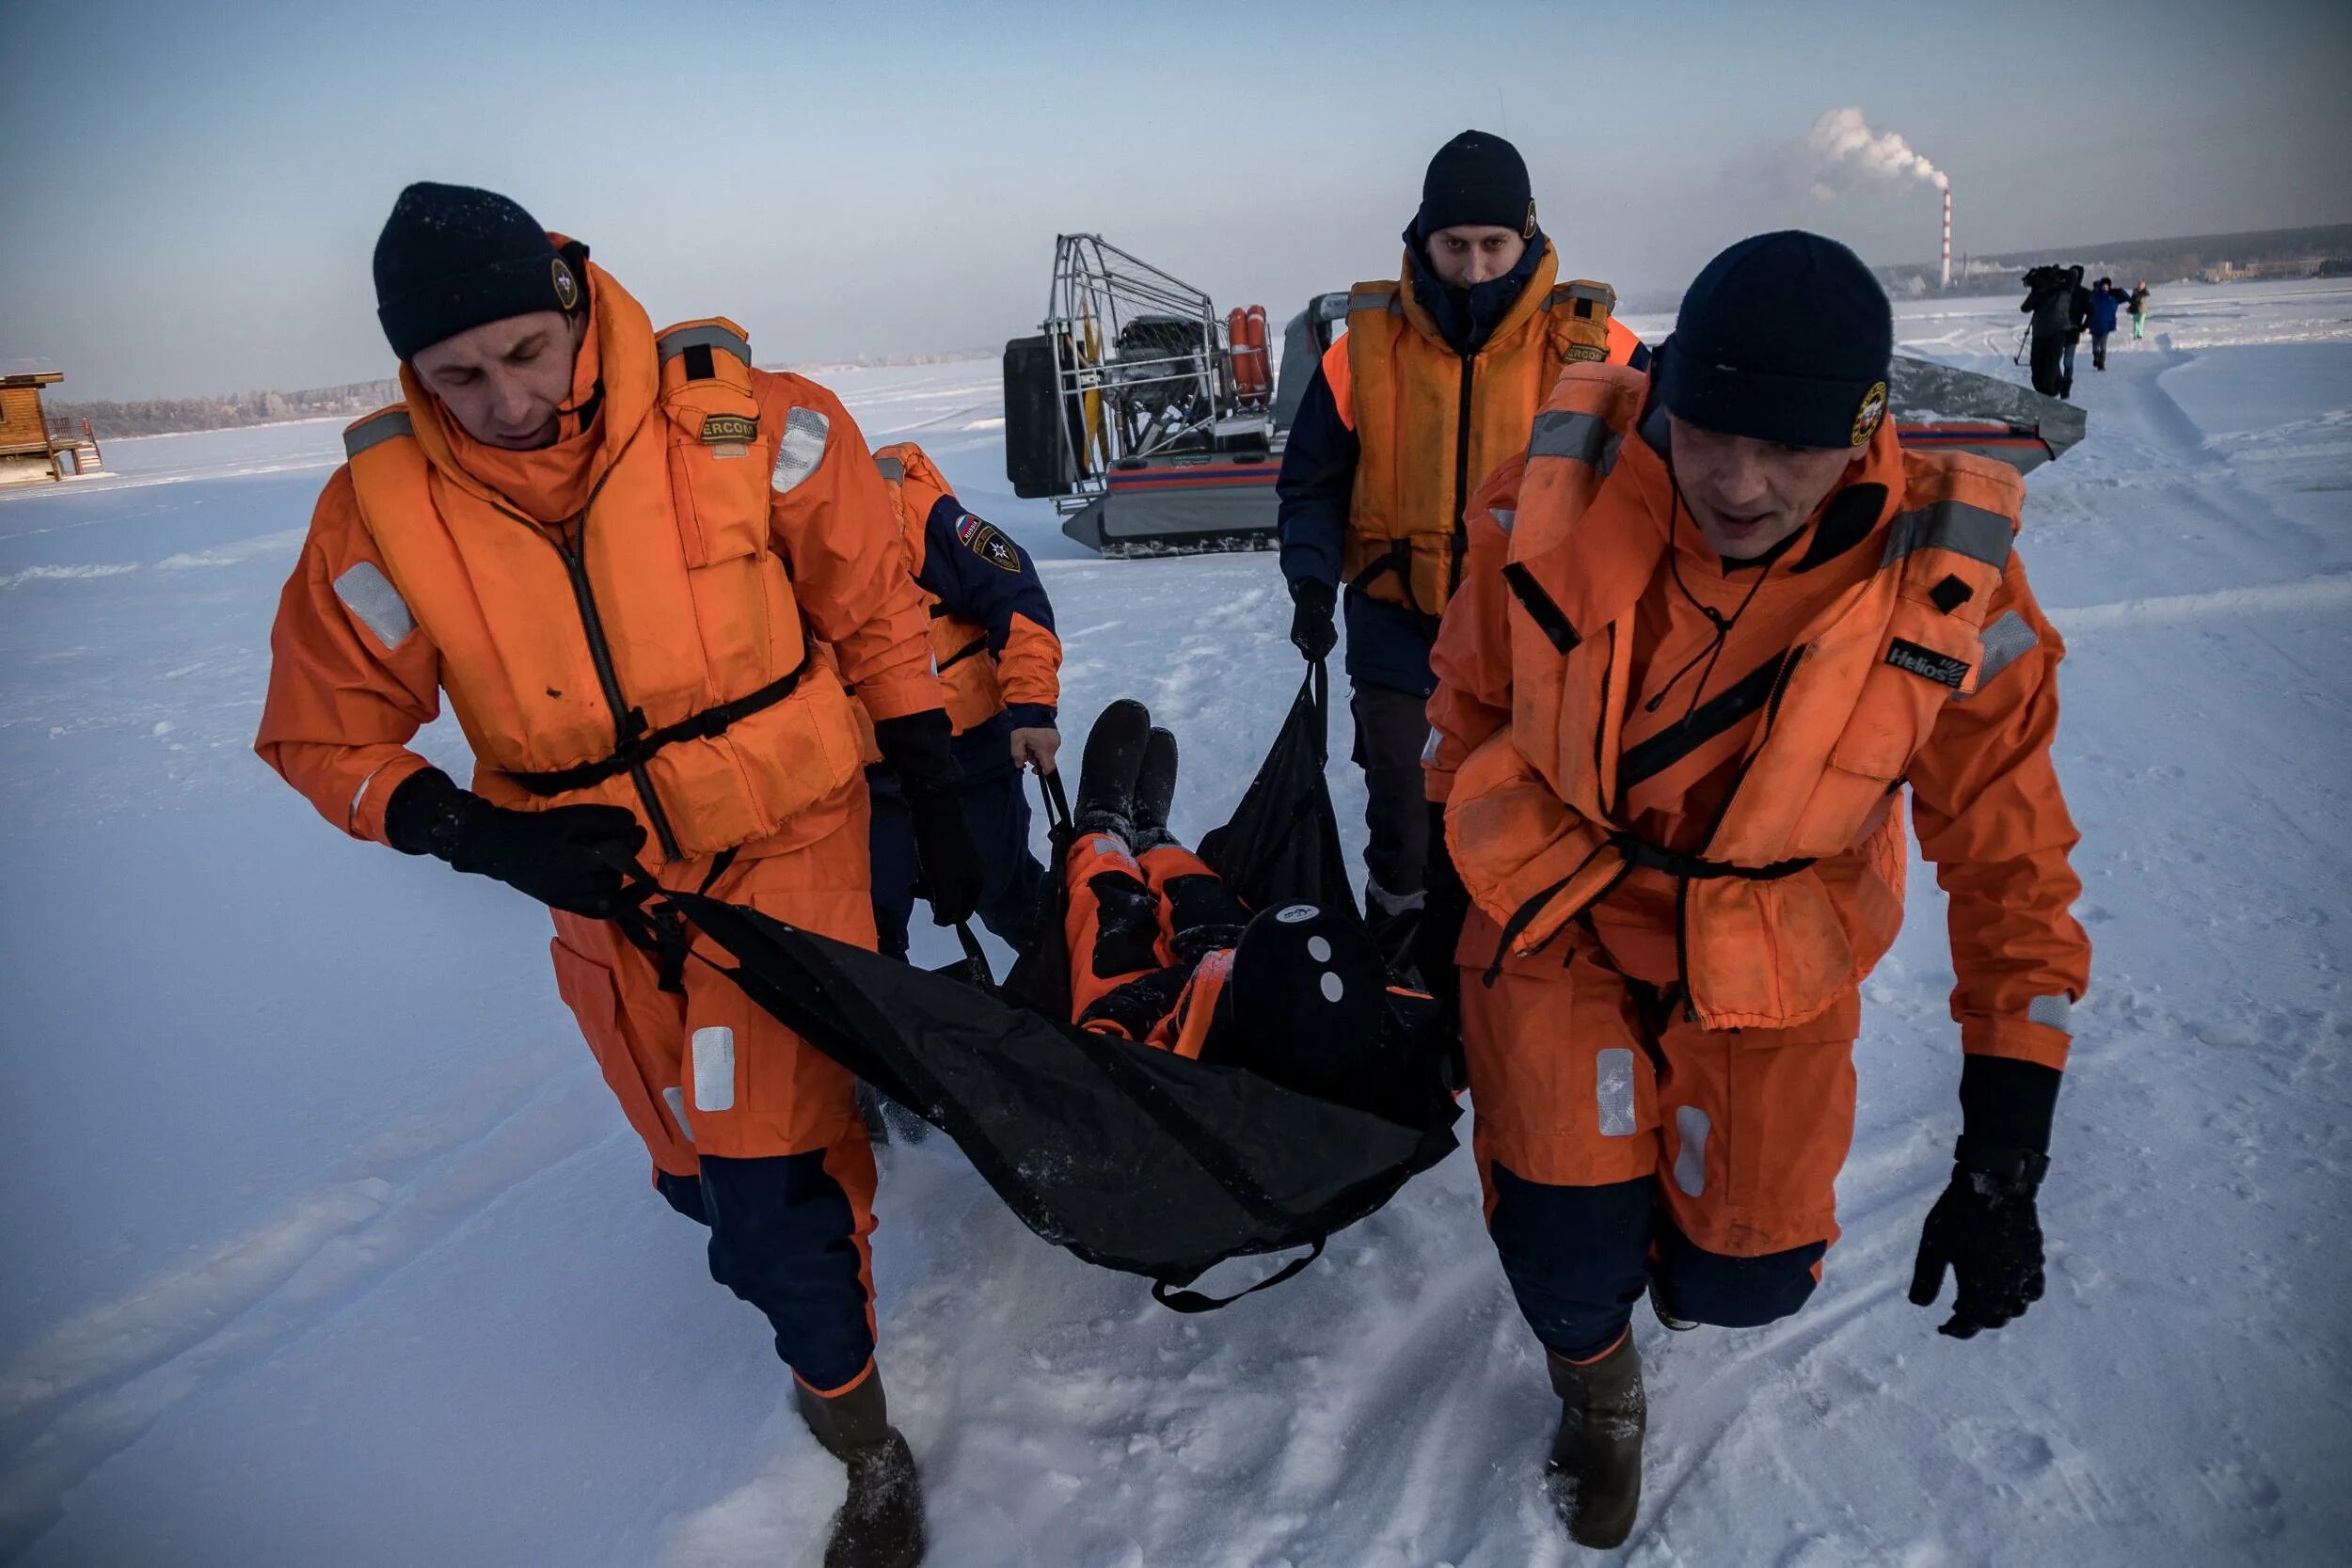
[1059,699,1399,1107]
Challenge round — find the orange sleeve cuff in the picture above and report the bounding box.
[855,673,946,725]
[352,752,434,844]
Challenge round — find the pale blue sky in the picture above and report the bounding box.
[6,0,2347,398]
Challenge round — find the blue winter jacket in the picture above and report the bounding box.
[870,492,1057,796]
[2087,287,2127,336]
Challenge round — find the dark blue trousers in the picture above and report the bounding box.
[1486,1163,1828,1361]
[868,761,1044,959]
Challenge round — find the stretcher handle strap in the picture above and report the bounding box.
[1151,1238,1327,1313]
[1305,657,1330,765]
[1036,765,1074,834]
[949,920,995,990]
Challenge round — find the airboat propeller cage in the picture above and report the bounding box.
[1004,235,1290,555]
[1002,236,2087,558]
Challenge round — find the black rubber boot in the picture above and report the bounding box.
[798,1373,926,1568]
[1131,726,1179,848]
[1544,1334,1645,1550]
[1074,699,1152,839]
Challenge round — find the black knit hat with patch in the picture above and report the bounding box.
[1418,130,1536,240]
[1656,230,1895,450]
[373,182,583,361]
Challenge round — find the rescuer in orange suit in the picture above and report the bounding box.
[255,182,974,1568]
[1419,231,2091,1548]
[1276,130,1647,971]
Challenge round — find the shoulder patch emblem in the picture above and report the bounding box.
[959,515,1022,573]
[698,412,757,458]
[1851,379,1889,448]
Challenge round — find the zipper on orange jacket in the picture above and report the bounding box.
[459,424,686,864]
[1449,352,1476,601]
[554,525,683,862]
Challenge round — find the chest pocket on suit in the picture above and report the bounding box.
[663,377,773,568]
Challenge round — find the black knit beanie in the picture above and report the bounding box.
[1656,230,1895,450]
[1418,130,1535,239]
[373,182,583,361]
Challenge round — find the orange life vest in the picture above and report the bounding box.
[872,441,1004,735]
[1445,361,2026,1031]
[1340,243,1631,614]
[337,267,864,863]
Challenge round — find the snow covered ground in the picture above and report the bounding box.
[2,277,2347,1566]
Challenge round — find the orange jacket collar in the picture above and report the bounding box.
[396,255,660,523]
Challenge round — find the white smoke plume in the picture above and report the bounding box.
[1806,106,1947,201]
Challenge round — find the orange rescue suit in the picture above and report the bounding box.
[1327,243,1645,615]
[1428,361,2090,1069]
[871,441,1061,736]
[256,261,941,1174]
[255,261,939,865]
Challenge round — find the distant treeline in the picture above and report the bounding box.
[1881,222,2352,296]
[48,380,402,439]
[1966,223,2352,278]
[50,344,1006,440]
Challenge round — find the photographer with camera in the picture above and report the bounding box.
[2019,263,2083,398]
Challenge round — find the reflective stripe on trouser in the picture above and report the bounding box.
[1461,911,1857,1355]
[546,784,882,1390]
[867,764,1045,960]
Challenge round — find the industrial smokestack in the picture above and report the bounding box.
[1941,184,1952,290]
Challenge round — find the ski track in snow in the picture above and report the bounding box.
[1,279,2347,1566]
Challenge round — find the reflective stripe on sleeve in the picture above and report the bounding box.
[1882,499,2013,571]
[342,410,413,459]
[771,406,831,495]
[1346,290,1402,315]
[874,453,905,483]
[657,324,752,365]
[1526,409,1620,472]
[346,757,401,834]
[2026,994,2074,1032]
[1959,610,2041,700]
[333,561,416,650]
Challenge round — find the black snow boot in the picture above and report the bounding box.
[1131,726,1180,848]
[1544,1334,1646,1550]
[798,1373,926,1568]
[1074,699,1152,840]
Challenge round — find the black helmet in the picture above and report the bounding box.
[1221,903,1393,1108]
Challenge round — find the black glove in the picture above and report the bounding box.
[384,767,646,919]
[1288,577,1338,662]
[1414,800,1470,1085]
[1909,1146,2046,1338]
[874,710,985,927]
[1909,1053,2060,1338]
